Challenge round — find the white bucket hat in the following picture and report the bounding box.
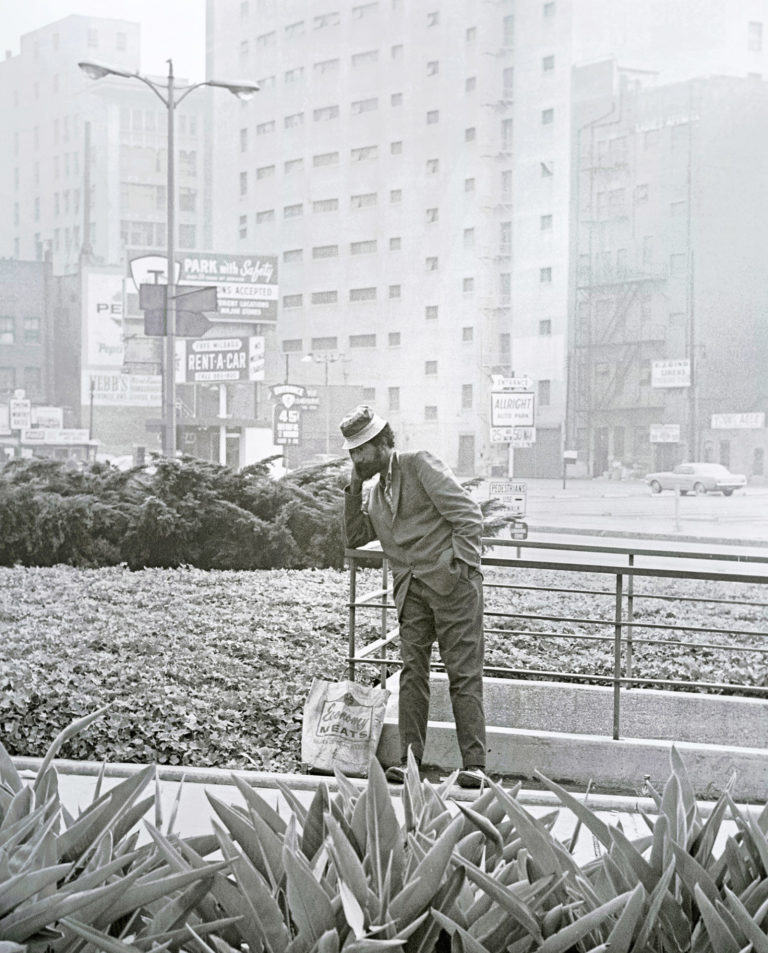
[339,404,388,450]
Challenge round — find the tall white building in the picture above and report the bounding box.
[214,0,766,475]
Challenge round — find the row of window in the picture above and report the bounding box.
[0,316,42,346]
[0,367,42,396]
[120,222,196,249]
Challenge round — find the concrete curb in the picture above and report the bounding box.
[11,755,760,816]
[529,524,768,547]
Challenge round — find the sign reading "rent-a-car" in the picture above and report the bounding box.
[176,336,265,383]
[490,391,535,428]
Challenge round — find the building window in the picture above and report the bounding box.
[541,160,554,177]
[749,21,763,51]
[284,203,303,218]
[350,287,377,301]
[461,384,473,409]
[425,305,438,320]
[540,266,552,283]
[465,177,475,192]
[390,189,402,203]
[284,66,304,84]
[351,97,378,114]
[351,145,377,160]
[23,367,41,397]
[391,92,403,106]
[311,336,338,350]
[466,25,476,41]
[283,248,303,262]
[541,108,554,125]
[285,20,305,38]
[462,326,473,342]
[314,105,339,121]
[426,158,439,173]
[427,60,439,76]
[256,209,274,223]
[312,292,339,305]
[463,277,474,294]
[313,244,339,259]
[0,367,15,390]
[426,257,438,271]
[542,54,555,71]
[351,240,377,254]
[283,294,303,308]
[350,334,376,347]
[362,387,376,402]
[543,2,556,16]
[389,386,400,411]
[313,198,339,213]
[540,213,553,230]
[352,2,378,18]
[352,50,378,66]
[256,120,275,135]
[539,380,551,405]
[465,76,476,92]
[314,12,340,28]
[284,112,304,129]
[539,319,551,336]
[239,171,248,196]
[0,316,15,344]
[313,151,339,167]
[88,28,98,47]
[257,164,275,179]
[465,127,476,142]
[391,140,403,154]
[282,338,303,353]
[284,158,304,174]
[426,208,438,223]
[425,405,438,421]
[178,225,196,248]
[427,10,439,25]
[351,192,377,208]
[239,214,247,239]
[391,44,403,59]
[314,58,340,75]
[426,110,439,124]
[390,237,401,250]
[425,361,438,376]
[256,31,276,46]
[389,285,401,298]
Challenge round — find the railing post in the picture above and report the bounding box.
[380,558,389,686]
[348,554,358,681]
[626,553,634,686]
[613,571,624,740]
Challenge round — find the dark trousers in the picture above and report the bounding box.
[397,569,486,768]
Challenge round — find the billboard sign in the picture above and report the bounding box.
[86,373,162,407]
[9,398,31,430]
[0,405,9,435]
[129,252,279,324]
[85,272,124,367]
[274,404,301,445]
[491,391,535,428]
[176,336,265,383]
[20,428,91,446]
[711,412,765,429]
[651,359,690,388]
[650,424,681,443]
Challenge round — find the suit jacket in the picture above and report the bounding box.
[344,450,483,610]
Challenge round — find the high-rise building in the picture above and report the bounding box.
[208,0,768,476]
[0,14,211,276]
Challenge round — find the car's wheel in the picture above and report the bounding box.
[722,488,734,497]
[649,480,662,494]
[693,482,706,495]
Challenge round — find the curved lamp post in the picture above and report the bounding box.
[78,59,259,458]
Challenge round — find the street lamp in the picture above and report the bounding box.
[302,352,344,456]
[78,59,259,458]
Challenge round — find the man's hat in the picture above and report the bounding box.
[339,404,388,450]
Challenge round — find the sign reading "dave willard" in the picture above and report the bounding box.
[176,337,265,383]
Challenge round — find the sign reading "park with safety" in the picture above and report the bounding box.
[176,337,265,383]
[490,390,535,428]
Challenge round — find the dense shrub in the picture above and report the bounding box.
[0,455,506,570]
[0,454,349,569]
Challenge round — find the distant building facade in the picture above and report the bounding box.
[208,0,768,476]
[570,66,768,479]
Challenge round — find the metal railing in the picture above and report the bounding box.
[346,538,768,740]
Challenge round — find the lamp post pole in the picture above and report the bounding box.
[78,59,259,458]
[165,59,177,458]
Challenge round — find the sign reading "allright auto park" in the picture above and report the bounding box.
[490,391,535,428]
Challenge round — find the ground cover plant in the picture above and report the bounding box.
[4,713,768,952]
[1,564,765,773]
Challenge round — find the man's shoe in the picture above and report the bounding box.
[457,767,485,789]
[385,764,406,784]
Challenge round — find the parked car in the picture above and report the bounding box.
[644,462,746,496]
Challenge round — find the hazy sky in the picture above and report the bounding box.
[2,0,206,80]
